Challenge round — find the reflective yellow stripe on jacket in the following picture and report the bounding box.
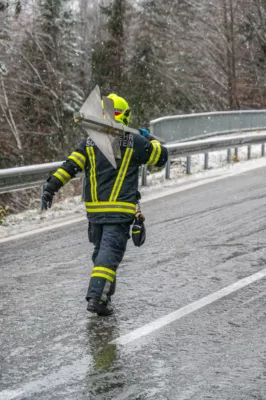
[85,201,136,214]
[86,146,98,202]
[67,151,86,171]
[146,140,161,166]
[53,168,71,185]
[109,147,133,201]
[85,146,135,214]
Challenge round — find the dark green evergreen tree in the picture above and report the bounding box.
[90,0,126,95]
[126,0,196,126]
[17,0,84,163]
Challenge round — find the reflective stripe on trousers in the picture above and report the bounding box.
[86,223,130,302]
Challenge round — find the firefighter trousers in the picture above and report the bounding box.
[86,222,131,303]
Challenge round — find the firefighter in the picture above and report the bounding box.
[42,93,168,316]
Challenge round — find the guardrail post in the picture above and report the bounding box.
[204,153,209,169]
[141,165,147,186]
[247,145,251,160]
[41,184,46,210]
[186,156,191,174]
[165,157,171,179]
[262,144,265,157]
[227,149,231,163]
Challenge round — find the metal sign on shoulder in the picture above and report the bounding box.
[74,85,165,168]
[78,85,117,168]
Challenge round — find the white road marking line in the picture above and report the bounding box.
[109,268,266,346]
[1,158,266,244]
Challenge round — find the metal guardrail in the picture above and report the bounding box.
[1,132,266,194]
[176,127,266,143]
[0,162,64,194]
[150,110,266,143]
[141,132,266,185]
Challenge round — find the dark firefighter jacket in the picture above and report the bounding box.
[45,132,168,224]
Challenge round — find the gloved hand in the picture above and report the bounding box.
[42,189,54,210]
[132,211,146,247]
[139,128,150,137]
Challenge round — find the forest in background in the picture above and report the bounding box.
[1,0,266,169]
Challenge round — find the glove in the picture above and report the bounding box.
[139,128,150,137]
[42,189,54,210]
[132,211,146,247]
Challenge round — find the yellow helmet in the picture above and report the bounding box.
[106,93,131,126]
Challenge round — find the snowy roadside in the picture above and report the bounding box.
[1,143,266,239]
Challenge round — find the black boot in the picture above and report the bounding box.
[87,298,113,316]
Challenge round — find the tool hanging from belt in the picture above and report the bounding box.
[132,195,146,247]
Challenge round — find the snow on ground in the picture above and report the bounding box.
[0,143,265,239]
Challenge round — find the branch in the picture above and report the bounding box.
[0,76,22,151]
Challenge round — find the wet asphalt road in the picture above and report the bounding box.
[1,167,266,400]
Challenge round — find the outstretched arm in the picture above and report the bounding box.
[42,139,87,210]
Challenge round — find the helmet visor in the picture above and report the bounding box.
[114,108,123,117]
[114,108,130,117]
